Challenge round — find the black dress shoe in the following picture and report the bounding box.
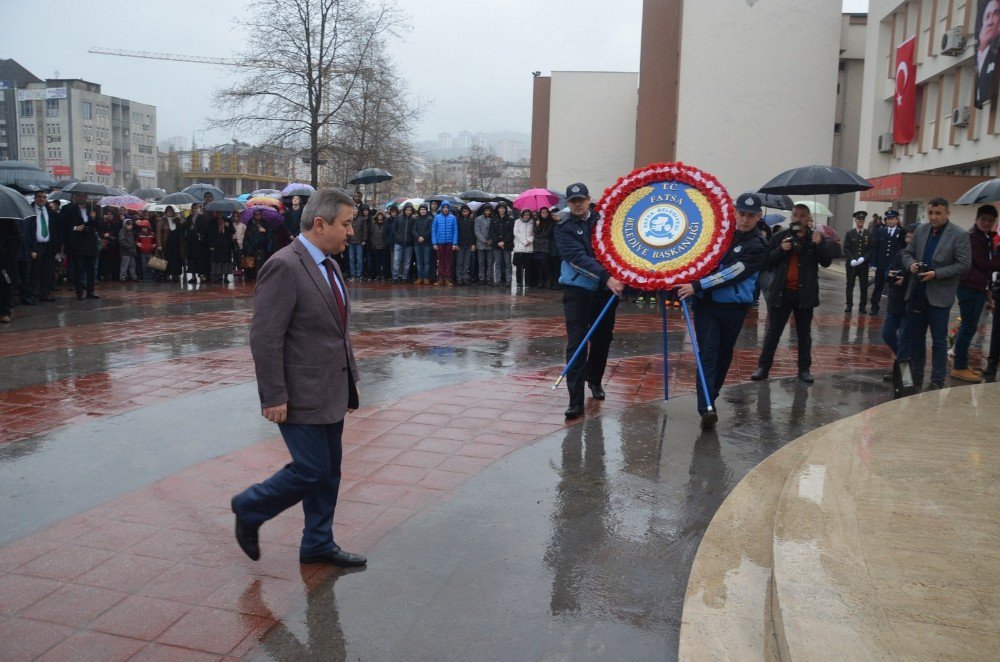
[700,410,718,430]
[870,307,879,316]
[76,292,85,301]
[844,305,852,313]
[750,367,769,381]
[300,548,367,567]
[859,307,867,314]
[882,373,893,382]
[86,293,100,300]
[39,296,56,302]
[926,381,945,391]
[798,370,814,384]
[231,497,260,561]
[588,383,606,400]
[564,404,584,419]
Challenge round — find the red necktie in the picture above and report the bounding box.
[322,258,347,326]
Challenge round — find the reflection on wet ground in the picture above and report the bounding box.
[251,377,890,661]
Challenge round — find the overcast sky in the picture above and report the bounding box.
[6,0,868,146]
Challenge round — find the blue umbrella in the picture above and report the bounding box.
[763,213,786,227]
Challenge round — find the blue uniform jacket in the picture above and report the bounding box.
[692,229,769,305]
[554,211,610,289]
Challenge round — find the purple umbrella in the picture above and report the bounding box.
[282,182,315,196]
[239,204,284,229]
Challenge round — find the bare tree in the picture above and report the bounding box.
[467,139,504,191]
[210,0,405,187]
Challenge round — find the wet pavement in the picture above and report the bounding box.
[0,271,995,660]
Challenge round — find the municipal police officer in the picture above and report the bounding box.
[555,183,625,419]
[674,193,770,429]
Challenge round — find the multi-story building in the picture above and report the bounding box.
[0,59,42,162]
[856,0,998,228]
[15,79,156,189]
[159,143,301,196]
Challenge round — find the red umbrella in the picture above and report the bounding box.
[513,188,559,211]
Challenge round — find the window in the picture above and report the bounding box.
[45,99,59,117]
[83,101,92,119]
[19,100,32,117]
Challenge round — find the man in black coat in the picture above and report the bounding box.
[189,193,215,282]
[750,204,834,383]
[843,210,873,313]
[28,191,59,303]
[61,191,100,300]
[868,209,906,314]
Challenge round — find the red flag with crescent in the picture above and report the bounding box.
[894,37,917,144]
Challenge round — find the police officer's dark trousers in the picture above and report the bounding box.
[692,299,748,415]
[563,286,618,408]
[845,265,869,310]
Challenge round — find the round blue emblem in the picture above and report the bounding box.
[620,182,706,265]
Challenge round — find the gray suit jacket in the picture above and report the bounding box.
[900,221,971,308]
[249,237,360,424]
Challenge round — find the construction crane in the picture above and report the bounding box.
[88,47,245,67]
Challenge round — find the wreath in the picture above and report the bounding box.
[594,162,735,290]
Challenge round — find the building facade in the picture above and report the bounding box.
[856,0,998,228]
[531,0,849,224]
[15,79,157,189]
[0,59,42,162]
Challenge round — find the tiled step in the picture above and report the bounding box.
[678,429,825,661]
[771,384,1000,661]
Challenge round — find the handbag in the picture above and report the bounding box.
[147,255,168,272]
[241,255,256,269]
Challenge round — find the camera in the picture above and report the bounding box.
[786,221,802,249]
[916,262,931,274]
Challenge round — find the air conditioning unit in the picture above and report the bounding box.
[877,133,895,153]
[941,27,966,55]
[953,105,971,127]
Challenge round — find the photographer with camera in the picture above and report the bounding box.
[899,197,971,389]
[881,226,916,374]
[750,204,834,384]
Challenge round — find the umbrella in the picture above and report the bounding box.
[763,213,786,227]
[54,179,79,189]
[48,191,72,202]
[793,200,833,217]
[0,161,57,192]
[205,200,246,213]
[0,184,36,220]
[145,202,193,213]
[426,194,462,204]
[108,186,129,196]
[282,186,314,201]
[239,205,284,229]
[160,192,199,205]
[282,182,315,196]
[236,193,252,202]
[460,189,493,202]
[467,201,484,212]
[98,195,145,207]
[246,196,285,212]
[349,168,393,185]
[492,195,514,205]
[744,191,795,211]
[955,178,1000,205]
[758,165,872,195]
[513,188,560,211]
[251,188,283,198]
[181,183,226,201]
[62,181,113,196]
[132,187,166,201]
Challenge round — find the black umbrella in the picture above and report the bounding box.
[160,192,199,205]
[955,178,1000,205]
[491,195,514,205]
[204,200,246,213]
[759,165,872,195]
[546,189,567,208]
[54,179,79,189]
[182,183,226,201]
[62,181,113,196]
[460,189,493,202]
[349,168,393,185]
[0,161,57,193]
[132,187,166,201]
[49,191,72,202]
[0,184,36,220]
[744,191,795,211]
[426,194,462,204]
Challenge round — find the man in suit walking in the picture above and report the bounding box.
[231,188,366,567]
[868,209,905,315]
[900,197,971,389]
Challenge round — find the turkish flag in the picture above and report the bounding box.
[894,37,917,144]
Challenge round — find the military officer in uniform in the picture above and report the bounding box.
[554,183,625,420]
[843,210,873,313]
[868,209,906,315]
